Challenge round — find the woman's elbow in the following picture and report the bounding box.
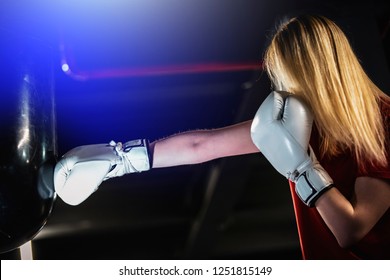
[337,236,357,249]
[335,227,366,249]
[189,132,217,163]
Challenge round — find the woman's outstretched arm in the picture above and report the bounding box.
[151,120,260,168]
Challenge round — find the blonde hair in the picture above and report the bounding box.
[264,14,389,171]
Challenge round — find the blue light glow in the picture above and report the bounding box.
[61,63,70,72]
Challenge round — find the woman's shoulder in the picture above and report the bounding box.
[379,95,390,114]
[379,95,390,136]
[366,95,390,179]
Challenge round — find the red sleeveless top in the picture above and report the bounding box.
[289,98,390,259]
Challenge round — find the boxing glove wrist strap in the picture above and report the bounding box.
[293,162,334,207]
[107,139,152,178]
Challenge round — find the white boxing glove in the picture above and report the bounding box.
[251,91,333,206]
[54,139,151,205]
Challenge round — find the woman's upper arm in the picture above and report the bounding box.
[206,120,260,159]
[353,177,390,232]
[315,176,390,247]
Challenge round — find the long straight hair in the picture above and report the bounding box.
[264,15,389,171]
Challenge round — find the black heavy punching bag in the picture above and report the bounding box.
[0,31,57,253]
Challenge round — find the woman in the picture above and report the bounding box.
[259,15,390,259]
[54,15,390,259]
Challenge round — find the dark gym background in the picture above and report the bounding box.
[1,0,389,259]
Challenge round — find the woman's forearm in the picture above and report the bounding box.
[151,130,215,168]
